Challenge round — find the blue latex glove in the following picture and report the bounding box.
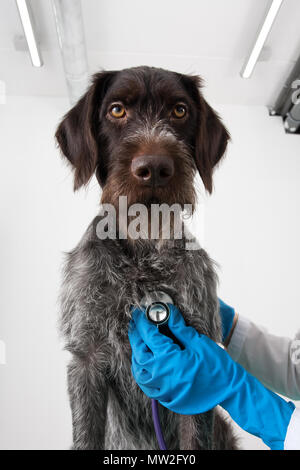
[129,305,295,450]
[219,298,235,344]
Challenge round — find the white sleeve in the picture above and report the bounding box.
[285,408,300,450]
[227,316,300,400]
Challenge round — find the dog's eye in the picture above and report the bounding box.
[172,104,187,119]
[110,103,126,119]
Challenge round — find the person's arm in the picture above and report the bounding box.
[219,299,300,401]
[129,305,296,450]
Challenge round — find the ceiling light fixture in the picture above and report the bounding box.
[240,0,284,79]
[15,0,43,67]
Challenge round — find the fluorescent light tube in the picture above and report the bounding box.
[16,0,43,67]
[241,0,284,79]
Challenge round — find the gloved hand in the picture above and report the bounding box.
[218,298,236,344]
[129,305,295,450]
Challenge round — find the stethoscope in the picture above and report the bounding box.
[139,291,184,450]
[141,291,172,325]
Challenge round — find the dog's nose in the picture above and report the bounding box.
[131,155,174,187]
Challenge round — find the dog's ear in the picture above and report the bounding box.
[196,100,230,193]
[55,71,115,190]
[181,75,230,193]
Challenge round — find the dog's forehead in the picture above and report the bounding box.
[105,68,191,105]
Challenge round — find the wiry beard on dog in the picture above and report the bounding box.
[101,123,197,207]
[100,125,197,246]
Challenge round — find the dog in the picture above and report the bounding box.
[55,66,238,450]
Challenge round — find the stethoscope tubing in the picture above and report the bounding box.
[151,399,167,450]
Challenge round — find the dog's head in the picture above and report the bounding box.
[56,66,229,209]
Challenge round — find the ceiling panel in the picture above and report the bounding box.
[0,0,299,105]
[81,0,268,58]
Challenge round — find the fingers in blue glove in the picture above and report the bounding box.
[128,320,153,365]
[165,304,203,349]
[131,307,179,356]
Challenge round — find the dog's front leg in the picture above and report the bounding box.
[67,353,108,450]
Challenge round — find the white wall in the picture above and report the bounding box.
[0,96,100,450]
[0,97,299,449]
[206,105,300,341]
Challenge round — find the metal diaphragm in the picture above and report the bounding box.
[140,291,174,326]
[146,301,170,325]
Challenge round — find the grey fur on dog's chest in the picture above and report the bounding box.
[60,215,222,450]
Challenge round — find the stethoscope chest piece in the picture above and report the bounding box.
[146,301,170,325]
[140,291,173,326]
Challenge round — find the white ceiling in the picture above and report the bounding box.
[1,0,300,105]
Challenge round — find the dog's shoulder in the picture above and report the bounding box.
[59,217,119,343]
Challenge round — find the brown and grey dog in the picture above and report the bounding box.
[55,66,238,450]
